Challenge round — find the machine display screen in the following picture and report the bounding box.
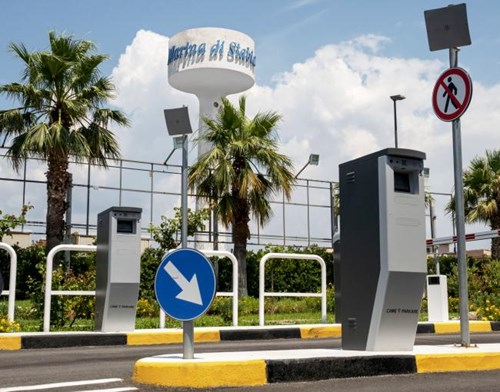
[394,172,411,193]
[117,219,134,233]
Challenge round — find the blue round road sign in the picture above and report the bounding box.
[155,248,216,321]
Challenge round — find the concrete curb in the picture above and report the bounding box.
[0,321,498,351]
[133,344,500,388]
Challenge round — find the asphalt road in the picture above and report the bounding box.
[0,332,498,391]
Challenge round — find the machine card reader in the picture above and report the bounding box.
[95,206,142,332]
[338,148,427,351]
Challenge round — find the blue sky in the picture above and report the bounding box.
[2,0,499,86]
[1,0,499,245]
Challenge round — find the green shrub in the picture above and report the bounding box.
[471,293,500,321]
[139,247,163,302]
[136,298,159,318]
[208,297,233,322]
[0,244,46,300]
[244,245,333,298]
[26,254,96,329]
[239,296,259,315]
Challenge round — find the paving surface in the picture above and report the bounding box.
[1,321,499,388]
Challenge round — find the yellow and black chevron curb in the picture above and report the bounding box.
[0,321,497,350]
[133,347,500,388]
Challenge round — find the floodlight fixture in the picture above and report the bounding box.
[296,153,320,178]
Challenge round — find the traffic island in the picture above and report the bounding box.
[133,344,500,388]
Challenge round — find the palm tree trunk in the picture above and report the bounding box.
[233,230,248,298]
[232,196,250,298]
[491,214,500,259]
[46,153,70,255]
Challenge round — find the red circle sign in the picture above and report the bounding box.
[432,67,472,122]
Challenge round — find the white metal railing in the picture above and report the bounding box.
[159,249,239,327]
[43,244,97,332]
[259,253,327,326]
[0,243,17,321]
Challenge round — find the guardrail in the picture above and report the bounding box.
[43,244,97,332]
[259,253,327,326]
[0,243,17,321]
[160,249,239,327]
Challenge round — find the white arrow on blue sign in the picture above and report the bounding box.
[155,248,216,321]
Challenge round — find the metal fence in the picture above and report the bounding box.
[0,149,337,250]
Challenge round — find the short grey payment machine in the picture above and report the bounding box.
[339,148,427,351]
[95,206,142,332]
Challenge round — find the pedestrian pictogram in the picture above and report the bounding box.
[155,248,216,321]
[432,67,472,122]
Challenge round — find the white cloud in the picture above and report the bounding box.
[3,30,499,246]
[106,30,500,242]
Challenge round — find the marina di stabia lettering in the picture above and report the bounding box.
[168,39,256,67]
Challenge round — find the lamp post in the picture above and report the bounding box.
[163,106,195,359]
[390,95,405,148]
[295,154,320,178]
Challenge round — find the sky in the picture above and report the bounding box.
[1,0,500,249]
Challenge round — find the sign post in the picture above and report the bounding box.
[425,3,472,347]
[163,107,201,358]
[155,248,216,358]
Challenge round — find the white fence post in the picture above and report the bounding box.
[203,250,239,327]
[44,244,97,332]
[0,242,17,321]
[259,253,327,326]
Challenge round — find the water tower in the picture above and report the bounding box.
[168,27,256,156]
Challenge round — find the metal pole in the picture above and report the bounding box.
[429,199,440,274]
[282,191,286,246]
[330,182,338,237]
[119,160,123,206]
[306,180,311,246]
[150,164,154,239]
[181,134,188,249]
[393,100,398,148]
[449,47,470,347]
[180,133,194,359]
[86,161,91,236]
[65,173,73,272]
[22,158,27,231]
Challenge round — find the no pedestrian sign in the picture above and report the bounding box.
[432,67,472,122]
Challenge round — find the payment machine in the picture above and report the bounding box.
[95,207,142,332]
[338,148,427,351]
[427,274,449,322]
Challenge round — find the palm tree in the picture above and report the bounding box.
[189,96,295,297]
[446,149,500,259]
[0,31,129,253]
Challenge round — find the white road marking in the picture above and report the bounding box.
[74,388,138,392]
[0,378,132,391]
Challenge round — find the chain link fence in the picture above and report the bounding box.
[0,149,337,250]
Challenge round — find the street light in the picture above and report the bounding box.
[163,106,193,248]
[163,106,194,359]
[295,154,320,178]
[390,94,405,148]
